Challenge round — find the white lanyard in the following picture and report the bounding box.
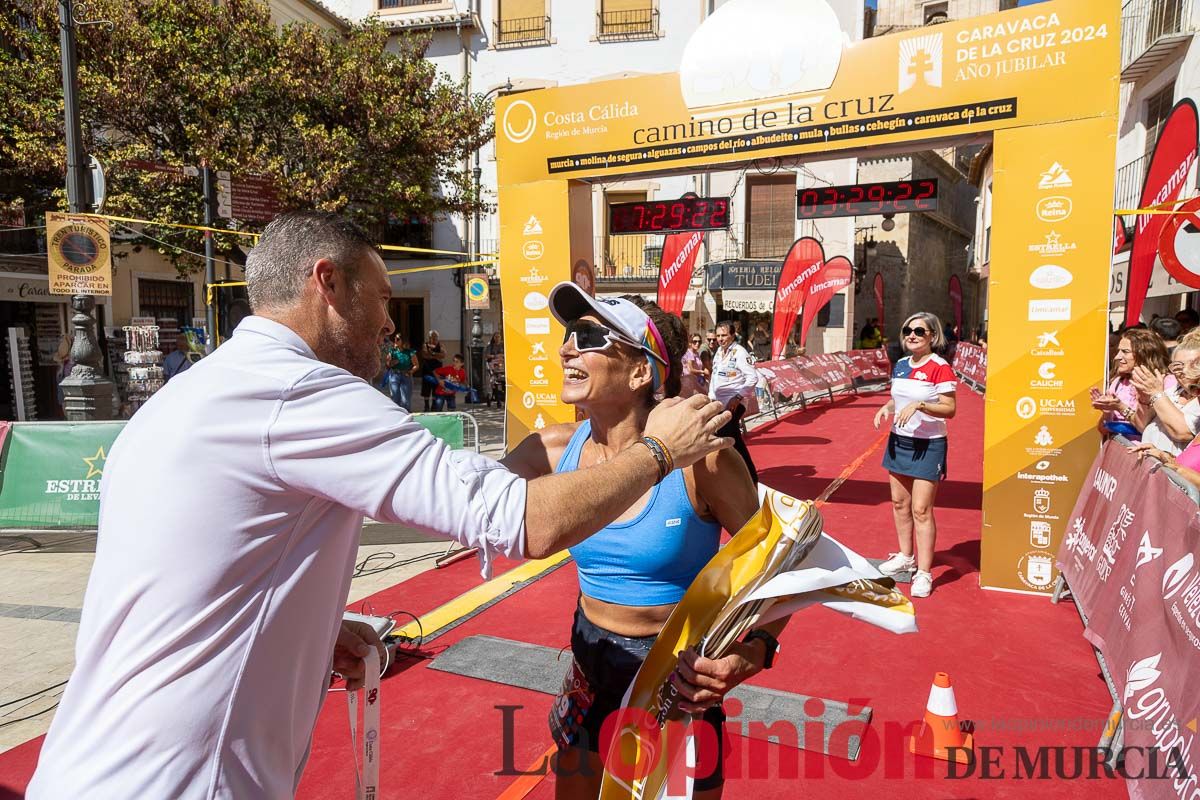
[346,648,381,800]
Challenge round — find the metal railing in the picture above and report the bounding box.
[596,236,661,280]
[597,7,659,40]
[494,15,551,47]
[1121,0,1193,73]
[1114,154,1147,227]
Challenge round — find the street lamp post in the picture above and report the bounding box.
[57,0,114,420]
[470,80,512,401]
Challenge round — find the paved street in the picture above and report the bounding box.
[0,405,506,753]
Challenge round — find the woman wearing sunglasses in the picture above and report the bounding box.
[680,333,708,398]
[872,312,957,598]
[502,283,769,799]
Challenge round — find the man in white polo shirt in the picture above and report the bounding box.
[27,211,732,799]
[708,320,759,484]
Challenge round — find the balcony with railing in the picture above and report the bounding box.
[1122,0,1194,81]
[494,15,551,47]
[1114,155,1148,228]
[596,7,659,41]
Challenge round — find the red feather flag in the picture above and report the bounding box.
[770,238,825,359]
[799,256,853,349]
[656,230,704,316]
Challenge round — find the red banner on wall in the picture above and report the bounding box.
[948,274,963,335]
[1057,441,1200,800]
[1126,99,1198,326]
[656,230,704,316]
[771,237,825,359]
[798,256,853,349]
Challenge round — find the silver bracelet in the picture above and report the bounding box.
[1148,392,1166,406]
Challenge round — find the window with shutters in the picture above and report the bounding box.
[922,1,949,25]
[1144,82,1177,161]
[494,0,550,47]
[596,0,659,41]
[745,174,797,260]
[137,278,195,328]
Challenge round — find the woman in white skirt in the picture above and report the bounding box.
[872,312,958,597]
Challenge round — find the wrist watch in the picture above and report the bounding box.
[742,629,780,670]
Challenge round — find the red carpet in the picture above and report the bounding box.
[0,390,1125,799]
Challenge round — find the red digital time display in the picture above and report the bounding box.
[797,179,938,219]
[609,196,730,235]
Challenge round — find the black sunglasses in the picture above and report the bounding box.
[902,326,929,337]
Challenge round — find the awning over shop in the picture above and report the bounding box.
[720,289,775,313]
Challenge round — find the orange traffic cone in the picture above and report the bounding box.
[907,672,974,763]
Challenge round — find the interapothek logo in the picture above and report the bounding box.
[502,100,536,144]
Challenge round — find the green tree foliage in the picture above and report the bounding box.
[0,0,491,268]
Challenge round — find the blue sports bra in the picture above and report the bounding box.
[557,421,721,606]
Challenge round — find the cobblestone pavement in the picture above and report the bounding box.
[0,404,507,753]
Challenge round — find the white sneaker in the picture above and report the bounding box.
[878,552,916,576]
[911,570,933,598]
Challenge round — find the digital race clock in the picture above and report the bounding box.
[796,179,939,219]
[609,195,730,235]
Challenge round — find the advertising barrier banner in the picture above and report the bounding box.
[0,416,472,531]
[952,342,987,388]
[0,422,124,529]
[1057,442,1200,800]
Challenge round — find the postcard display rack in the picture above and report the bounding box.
[122,324,164,414]
[6,327,37,420]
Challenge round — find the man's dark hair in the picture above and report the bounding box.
[1151,317,1181,341]
[1176,308,1200,326]
[245,211,376,311]
[453,353,464,361]
[715,321,734,335]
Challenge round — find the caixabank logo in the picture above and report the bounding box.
[43,446,106,502]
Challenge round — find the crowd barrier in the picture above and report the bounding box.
[1054,438,1199,794]
[752,348,891,422]
[951,342,987,392]
[0,413,479,533]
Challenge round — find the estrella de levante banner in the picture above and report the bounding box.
[0,422,124,529]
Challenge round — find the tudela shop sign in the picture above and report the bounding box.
[1125,99,1198,326]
